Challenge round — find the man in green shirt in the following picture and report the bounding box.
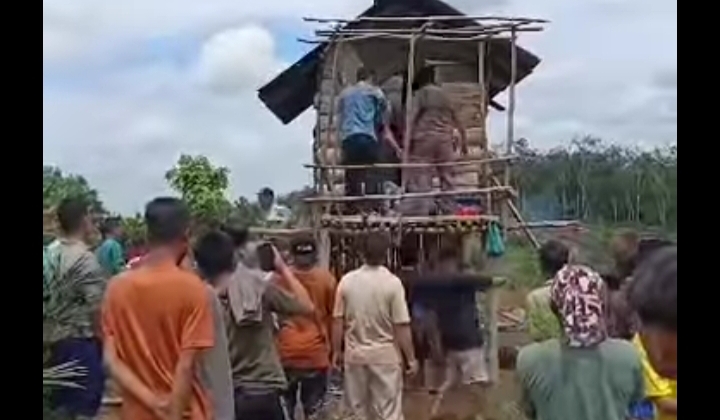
[95,217,125,276]
[516,265,644,420]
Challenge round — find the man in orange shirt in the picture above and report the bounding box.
[102,197,215,420]
[276,236,337,419]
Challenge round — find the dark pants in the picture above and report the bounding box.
[49,337,106,418]
[282,368,328,419]
[234,387,288,420]
[342,134,381,213]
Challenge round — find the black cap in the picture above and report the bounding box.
[291,237,317,256]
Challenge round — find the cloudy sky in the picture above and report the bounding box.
[43,0,677,214]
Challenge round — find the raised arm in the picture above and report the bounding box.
[269,247,314,315]
[376,89,402,157]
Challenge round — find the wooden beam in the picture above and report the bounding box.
[304,186,513,203]
[303,155,516,169]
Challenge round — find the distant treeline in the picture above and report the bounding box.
[514,136,677,229]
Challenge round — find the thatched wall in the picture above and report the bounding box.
[314,43,490,194]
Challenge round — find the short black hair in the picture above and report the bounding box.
[56,197,89,234]
[100,217,121,237]
[194,230,236,282]
[538,240,569,277]
[356,67,374,82]
[258,187,274,198]
[412,66,435,91]
[144,197,190,245]
[221,224,249,248]
[363,233,390,266]
[628,245,677,331]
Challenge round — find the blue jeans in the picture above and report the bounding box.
[282,368,328,419]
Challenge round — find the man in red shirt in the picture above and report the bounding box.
[102,197,215,420]
[275,237,337,419]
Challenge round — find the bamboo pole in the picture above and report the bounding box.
[501,28,518,233]
[301,34,516,45]
[312,31,541,43]
[321,214,498,224]
[304,155,516,170]
[304,16,549,24]
[478,40,491,212]
[315,26,543,36]
[401,33,418,191]
[304,186,513,203]
[487,277,507,383]
[324,38,342,216]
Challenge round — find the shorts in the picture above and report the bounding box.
[442,347,490,388]
[48,337,106,417]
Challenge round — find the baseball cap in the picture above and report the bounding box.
[290,237,317,256]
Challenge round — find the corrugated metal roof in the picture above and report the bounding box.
[257,0,541,125]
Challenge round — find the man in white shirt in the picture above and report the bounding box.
[332,234,417,420]
[257,187,292,227]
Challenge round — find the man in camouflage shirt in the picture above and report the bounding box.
[44,198,108,419]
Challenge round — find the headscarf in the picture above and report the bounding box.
[550,265,607,347]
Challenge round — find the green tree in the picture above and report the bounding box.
[43,166,105,213]
[121,213,147,245]
[165,155,232,226]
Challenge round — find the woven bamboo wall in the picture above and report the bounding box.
[314,44,490,194]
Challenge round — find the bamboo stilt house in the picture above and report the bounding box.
[257,0,546,257]
[258,0,542,197]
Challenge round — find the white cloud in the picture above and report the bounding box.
[43,0,677,214]
[197,25,281,93]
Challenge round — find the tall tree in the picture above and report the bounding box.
[43,166,105,213]
[165,155,232,226]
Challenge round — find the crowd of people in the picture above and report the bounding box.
[43,194,676,420]
[519,235,677,420]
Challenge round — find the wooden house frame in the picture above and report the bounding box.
[257,0,547,384]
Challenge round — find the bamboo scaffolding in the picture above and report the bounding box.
[507,220,582,230]
[314,26,543,37]
[321,214,498,224]
[302,34,517,44]
[478,39,490,212]
[249,227,314,236]
[304,16,549,24]
[304,186,513,204]
[402,31,419,191]
[305,155,516,170]
[323,37,343,217]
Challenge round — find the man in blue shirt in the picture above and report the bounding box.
[95,217,125,276]
[337,67,401,213]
